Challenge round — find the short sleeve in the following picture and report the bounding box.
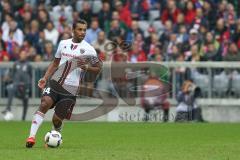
[90,49,100,65]
[55,40,63,58]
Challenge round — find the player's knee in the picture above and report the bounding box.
[55,99,75,120]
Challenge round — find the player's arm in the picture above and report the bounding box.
[38,58,61,89]
[81,61,102,74]
[39,40,63,89]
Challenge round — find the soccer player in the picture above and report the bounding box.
[26,19,102,148]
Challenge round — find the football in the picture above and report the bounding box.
[3,111,14,121]
[44,131,62,148]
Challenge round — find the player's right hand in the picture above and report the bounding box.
[38,78,47,89]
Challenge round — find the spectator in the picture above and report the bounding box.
[189,45,201,62]
[176,25,188,44]
[161,0,181,24]
[145,33,161,57]
[52,3,73,25]
[57,25,72,42]
[166,33,178,57]
[223,42,240,61]
[215,18,230,43]
[232,19,240,48]
[129,0,149,20]
[126,20,144,42]
[16,2,33,27]
[1,50,32,121]
[1,1,13,23]
[182,28,202,55]
[148,45,163,61]
[2,20,24,47]
[59,31,72,41]
[225,3,237,30]
[217,0,228,19]
[112,46,128,62]
[18,2,32,16]
[175,80,203,122]
[221,33,231,57]
[79,1,93,26]
[201,31,222,61]
[202,1,217,30]
[92,31,112,61]
[44,21,59,46]
[72,11,80,24]
[108,20,125,42]
[95,48,106,62]
[202,42,221,61]
[199,23,209,40]
[0,29,8,61]
[114,0,132,27]
[98,2,112,31]
[21,39,37,60]
[56,15,68,34]
[1,13,14,32]
[105,11,128,34]
[170,44,181,61]
[0,50,9,62]
[18,11,33,34]
[128,43,146,62]
[144,33,161,57]
[160,20,173,48]
[42,41,54,61]
[37,9,50,31]
[184,0,196,25]
[85,20,102,44]
[134,33,145,52]
[192,7,208,30]
[173,13,185,32]
[37,31,47,56]
[25,20,40,49]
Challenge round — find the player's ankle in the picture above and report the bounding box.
[28,135,35,139]
[53,126,62,132]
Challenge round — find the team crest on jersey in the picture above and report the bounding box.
[80,48,85,54]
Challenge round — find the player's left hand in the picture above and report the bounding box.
[77,57,87,66]
[80,64,89,71]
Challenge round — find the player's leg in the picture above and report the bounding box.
[26,96,55,148]
[52,113,63,132]
[52,98,76,132]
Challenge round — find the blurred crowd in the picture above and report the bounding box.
[0,0,240,63]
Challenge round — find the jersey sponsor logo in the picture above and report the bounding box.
[62,53,79,58]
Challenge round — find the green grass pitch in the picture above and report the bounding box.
[0,122,239,160]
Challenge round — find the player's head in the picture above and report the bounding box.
[72,19,87,42]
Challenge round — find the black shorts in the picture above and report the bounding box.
[42,80,76,120]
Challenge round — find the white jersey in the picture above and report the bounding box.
[53,38,99,87]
